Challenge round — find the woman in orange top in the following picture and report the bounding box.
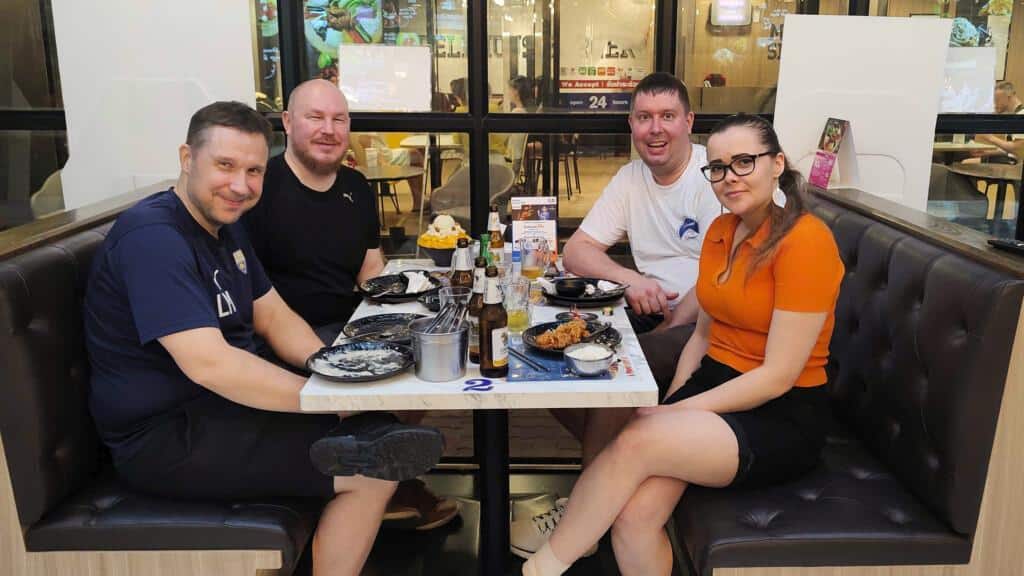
[522,114,844,576]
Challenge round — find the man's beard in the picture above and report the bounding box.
[295,142,345,175]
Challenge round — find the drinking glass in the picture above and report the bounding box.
[520,235,550,280]
[439,286,472,307]
[501,277,531,334]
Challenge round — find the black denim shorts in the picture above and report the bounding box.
[662,356,828,488]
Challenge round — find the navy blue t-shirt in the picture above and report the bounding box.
[84,190,271,456]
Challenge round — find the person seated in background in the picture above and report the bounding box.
[521,112,844,576]
[243,79,459,531]
[974,81,1024,162]
[83,100,446,576]
[504,75,535,174]
[511,72,721,560]
[451,76,511,164]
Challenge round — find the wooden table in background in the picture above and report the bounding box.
[948,161,1023,239]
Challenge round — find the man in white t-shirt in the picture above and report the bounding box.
[565,72,720,387]
[509,73,722,561]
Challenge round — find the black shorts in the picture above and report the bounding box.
[662,356,828,489]
[114,393,338,501]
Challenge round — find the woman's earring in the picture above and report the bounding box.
[773,185,787,207]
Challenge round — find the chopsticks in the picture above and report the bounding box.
[424,303,468,333]
[508,347,545,371]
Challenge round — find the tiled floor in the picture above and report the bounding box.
[422,409,582,460]
[293,471,690,576]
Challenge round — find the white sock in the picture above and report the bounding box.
[522,542,570,576]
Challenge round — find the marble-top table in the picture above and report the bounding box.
[299,259,658,574]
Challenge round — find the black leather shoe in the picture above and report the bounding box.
[309,413,444,481]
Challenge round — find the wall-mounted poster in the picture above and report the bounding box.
[305,0,429,83]
[557,3,654,110]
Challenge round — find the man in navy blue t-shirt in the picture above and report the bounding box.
[84,101,443,575]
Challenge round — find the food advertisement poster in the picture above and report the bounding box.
[305,0,428,82]
[510,196,558,261]
[808,117,848,188]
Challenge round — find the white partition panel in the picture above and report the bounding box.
[51,0,256,209]
[774,16,952,211]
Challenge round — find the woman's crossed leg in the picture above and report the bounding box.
[525,406,739,576]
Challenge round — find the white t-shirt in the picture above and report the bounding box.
[579,145,722,303]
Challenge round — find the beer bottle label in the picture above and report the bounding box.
[491,327,508,367]
[469,316,480,350]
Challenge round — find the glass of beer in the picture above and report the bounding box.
[520,235,549,280]
[501,277,531,334]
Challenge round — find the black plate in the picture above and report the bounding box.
[342,313,426,344]
[544,278,626,307]
[522,320,622,356]
[306,341,413,383]
[545,292,623,308]
[360,271,442,303]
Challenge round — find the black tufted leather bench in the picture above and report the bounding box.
[672,191,1024,576]
[0,224,321,576]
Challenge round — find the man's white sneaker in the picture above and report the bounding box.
[510,496,597,559]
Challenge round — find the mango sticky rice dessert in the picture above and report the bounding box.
[418,214,471,266]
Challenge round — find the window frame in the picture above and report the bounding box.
[3,0,1024,237]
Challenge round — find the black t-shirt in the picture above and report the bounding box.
[244,155,380,326]
[84,190,271,455]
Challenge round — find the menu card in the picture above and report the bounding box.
[510,196,558,265]
[808,117,850,189]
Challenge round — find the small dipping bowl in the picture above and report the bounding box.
[563,342,614,376]
[555,277,588,297]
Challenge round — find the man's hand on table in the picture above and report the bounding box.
[625,275,678,317]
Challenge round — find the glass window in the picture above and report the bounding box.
[677,0,1020,114]
[488,0,657,113]
[0,130,68,231]
[348,131,468,253]
[1,0,62,109]
[490,132,633,239]
[930,132,1020,239]
[299,1,468,112]
[252,0,284,112]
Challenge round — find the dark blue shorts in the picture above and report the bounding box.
[114,393,338,501]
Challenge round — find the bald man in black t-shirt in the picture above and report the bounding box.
[245,79,459,531]
[244,80,385,333]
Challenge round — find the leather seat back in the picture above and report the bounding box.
[0,225,110,526]
[813,200,1024,535]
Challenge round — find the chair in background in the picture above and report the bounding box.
[558,134,582,200]
[523,135,581,199]
[428,164,516,232]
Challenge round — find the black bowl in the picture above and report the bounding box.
[419,246,455,267]
[555,278,588,297]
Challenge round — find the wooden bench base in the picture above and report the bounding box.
[1,437,286,576]
[711,305,1024,576]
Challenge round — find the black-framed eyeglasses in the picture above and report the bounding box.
[700,151,774,183]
